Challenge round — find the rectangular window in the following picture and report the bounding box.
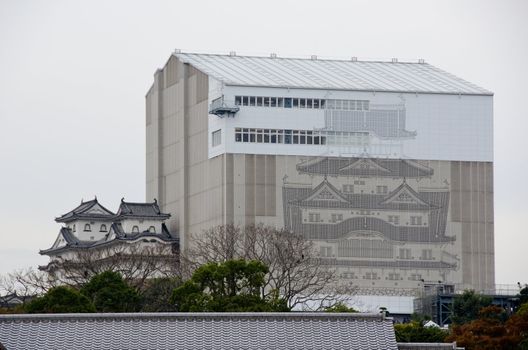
[331,213,343,223]
[212,129,222,147]
[242,96,249,106]
[249,96,256,106]
[299,98,306,108]
[293,98,299,108]
[342,184,354,193]
[421,249,433,260]
[263,97,270,107]
[284,98,292,108]
[410,216,423,225]
[277,97,284,107]
[270,97,277,107]
[376,186,388,194]
[256,97,263,106]
[388,215,400,225]
[235,96,242,106]
[308,213,321,222]
[388,273,400,281]
[365,272,378,280]
[320,246,332,257]
[399,248,411,259]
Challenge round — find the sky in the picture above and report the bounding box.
[0,0,527,286]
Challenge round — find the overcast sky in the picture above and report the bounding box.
[0,0,527,286]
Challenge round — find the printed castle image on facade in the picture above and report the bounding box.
[319,100,416,157]
[283,157,460,293]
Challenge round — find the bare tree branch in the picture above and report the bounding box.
[182,224,356,309]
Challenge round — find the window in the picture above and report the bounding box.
[132,226,139,233]
[235,96,242,106]
[342,184,354,193]
[331,213,343,223]
[353,180,365,185]
[421,249,433,260]
[212,129,222,147]
[410,216,423,225]
[100,224,107,232]
[409,273,422,281]
[84,224,91,232]
[73,224,76,232]
[320,246,332,257]
[308,213,321,222]
[388,273,401,281]
[399,248,411,259]
[242,96,249,106]
[149,226,156,233]
[376,185,388,194]
[388,215,400,225]
[284,98,292,108]
[249,96,255,106]
[364,272,378,280]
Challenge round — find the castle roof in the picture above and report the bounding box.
[55,198,115,223]
[115,198,170,220]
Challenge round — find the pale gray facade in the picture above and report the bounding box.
[146,53,494,294]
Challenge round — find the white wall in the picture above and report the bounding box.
[207,86,493,162]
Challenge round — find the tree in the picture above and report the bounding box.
[46,244,180,290]
[448,305,518,350]
[140,277,181,312]
[171,259,288,312]
[80,271,141,312]
[394,321,449,343]
[182,224,356,310]
[324,302,357,313]
[24,286,95,313]
[451,290,492,325]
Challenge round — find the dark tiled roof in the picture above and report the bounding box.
[115,199,170,219]
[296,157,434,178]
[40,223,178,256]
[0,312,398,350]
[55,198,115,223]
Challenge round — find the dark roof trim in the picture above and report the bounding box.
[0,312,387,322]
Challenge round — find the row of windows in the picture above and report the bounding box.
[73,223,156,234]
[234,128,369,147]
[235,128,327,145]
[132,226,156,234]
[340,272,424,281]
[234,96,370,111]
[398,248,434,260]
[74,224,107,233]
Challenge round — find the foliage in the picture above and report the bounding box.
[324,302,357,313]
[394,321,449,343]
[447,305,524,350]
[50,244,180,289]
[451,289,492,325]
[140,277,181,312]
[171,259,289,312]
[80,271,141,312]
[518,286,528,305]
[183,224,356,310]
[24,286,95,313]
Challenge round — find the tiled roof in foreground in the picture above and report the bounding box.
[174,52,492,95]
[0,312,398,350]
